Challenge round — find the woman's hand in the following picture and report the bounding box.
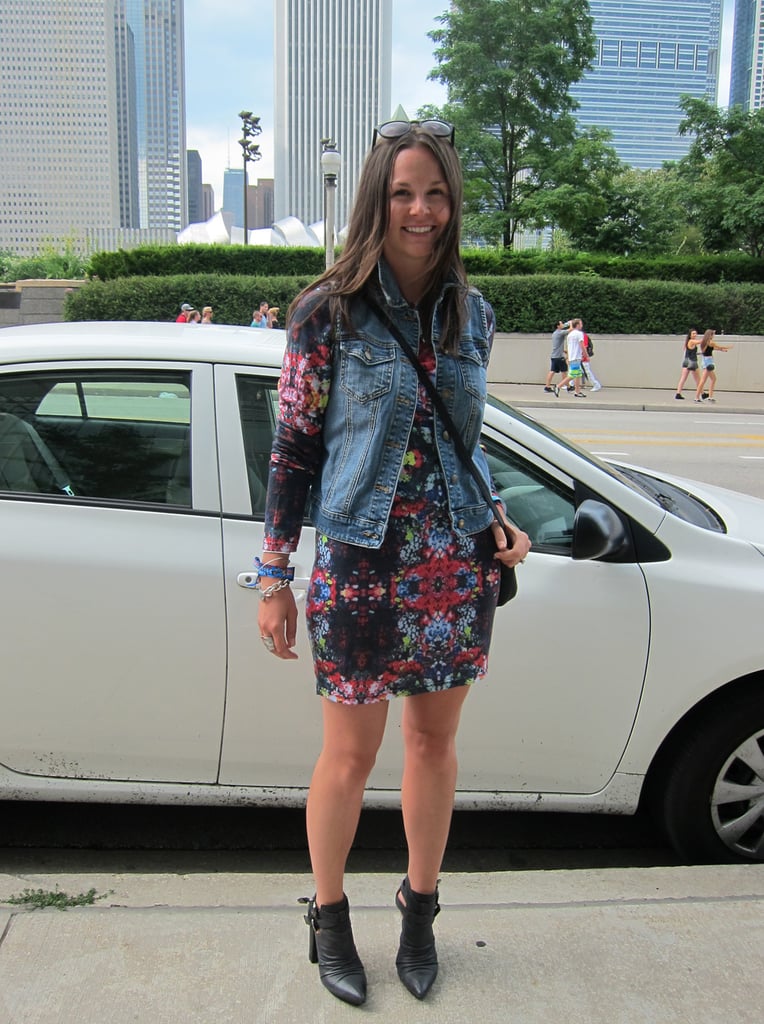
[491,513,531,568]
[257,587,299,660]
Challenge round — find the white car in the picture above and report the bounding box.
[1,321,762,863]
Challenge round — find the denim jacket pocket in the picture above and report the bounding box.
[339,335,396,403]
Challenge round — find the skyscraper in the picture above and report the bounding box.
[187,150,204,225]
[570,0,722,169]
[222,168,246,229]
[114,0,187,230]
[729,0,764,110]
[0,0,120,255]
[273,0,392,229]
[0,0,186,256]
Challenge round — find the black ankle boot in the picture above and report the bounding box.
[301,895,367,1006]
[395,876,440,999]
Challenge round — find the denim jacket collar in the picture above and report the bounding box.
[373,257,460,316]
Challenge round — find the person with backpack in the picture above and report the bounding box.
[581,330,602,392]
[557,318,587,397]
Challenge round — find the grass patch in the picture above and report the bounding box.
[4,886,110,910]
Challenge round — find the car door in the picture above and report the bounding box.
[454,430,651,795]
[215,366,323,790]
[0,360,228,784]
[217,369,651,798]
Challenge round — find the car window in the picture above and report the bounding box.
[231,376,576,542]
[235,375,280,515]
[0,371,191,505]
[482,436,576,553]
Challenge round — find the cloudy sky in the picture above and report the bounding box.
[184,0,735,207]
[184,0,449,202]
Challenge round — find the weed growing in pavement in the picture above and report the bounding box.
[3,886,110,910]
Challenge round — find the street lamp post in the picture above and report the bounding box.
[320,139,341,269]
[238,110,262,245]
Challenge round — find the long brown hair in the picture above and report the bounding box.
[288,127,468,353]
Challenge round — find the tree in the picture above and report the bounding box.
[427,0,595,247]
[561,164,694,255]
[521,127,624,245]
[678,97,764,257]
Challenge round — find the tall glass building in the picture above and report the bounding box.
[729,0,764,110]
[0,0,120,255]
[273,0,392,228]
[114,0,187,230]
[570,0,722,168]
[0,0,186,255]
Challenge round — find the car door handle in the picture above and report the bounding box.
[236,571,307,598]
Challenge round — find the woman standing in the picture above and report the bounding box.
[674,329,701,399]
[255,119,530,1006]
[694,329,733,403]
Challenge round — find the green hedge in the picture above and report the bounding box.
[85,243,764,285]
[466,250,764,284]
[65,271,764,335]
[473,274,764,334]
[87,244,327,282]
[64,273,314,326]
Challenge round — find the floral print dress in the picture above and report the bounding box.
[302,336,500,704]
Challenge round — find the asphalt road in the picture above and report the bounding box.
[525,406,764,500]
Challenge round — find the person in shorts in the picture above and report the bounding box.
[543,320,571,396]
[557,318,587,397]
[674,329,702,399]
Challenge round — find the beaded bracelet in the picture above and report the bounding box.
[253,556,295,581]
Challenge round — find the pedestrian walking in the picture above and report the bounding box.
[675,329,702,399]
[557,318,587,397]
[544,320,571,396]
[694,329,733,403]
[581,330,602,391]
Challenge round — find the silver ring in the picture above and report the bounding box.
[260,635,276,652]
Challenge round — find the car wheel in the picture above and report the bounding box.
[658,691,764,863]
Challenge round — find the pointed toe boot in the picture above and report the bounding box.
[395,876,440,999]
[301,895,367,1007]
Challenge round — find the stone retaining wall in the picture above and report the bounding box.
[0,280,83,327]
[491,333,764,393]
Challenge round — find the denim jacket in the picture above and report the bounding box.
[309,261,497,548]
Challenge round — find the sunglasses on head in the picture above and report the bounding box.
[373,119,455,147]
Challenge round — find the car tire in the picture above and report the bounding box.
[657,690,764,863]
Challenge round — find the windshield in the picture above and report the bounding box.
[485,394,726,531]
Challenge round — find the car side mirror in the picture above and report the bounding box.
[572,498,631,561]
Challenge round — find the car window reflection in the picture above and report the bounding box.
[0,371,191,505]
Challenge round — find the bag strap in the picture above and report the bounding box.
[365,294,501,523]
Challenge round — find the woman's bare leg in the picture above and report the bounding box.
[307,698,389,906]
[400,686,471,894]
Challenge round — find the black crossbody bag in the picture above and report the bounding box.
[364,296,518,604]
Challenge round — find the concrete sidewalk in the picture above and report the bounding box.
[1,865,762,1023]
[489,382,763,415]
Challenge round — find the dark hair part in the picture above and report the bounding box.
[287,128,467,354]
